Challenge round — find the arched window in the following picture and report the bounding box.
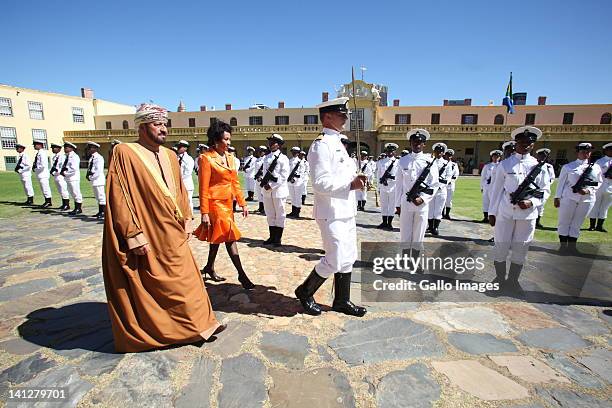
[122,120,129,130]
[230,117,238,126]
[494,114,504,125]
[601,112,611,125]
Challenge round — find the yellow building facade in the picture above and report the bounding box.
[0,84,134,171]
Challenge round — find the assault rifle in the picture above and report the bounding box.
[509,154,548,204]
[287,160,301,183]
[571,161,598,193]
[379,159,396,186]
[438,161,449,184]
[243,157,253,172]
[260,154,280,187]
[405,160,435,203]
[14,156,23,173]
[254,163,264,181]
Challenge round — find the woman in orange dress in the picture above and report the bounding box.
[193,120,255,289]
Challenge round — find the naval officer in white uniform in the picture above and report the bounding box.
[60,142,83,215]
[480,150,502,223]
[176,140,195,211]
[294,97,367,317]
[242,146,257,201]
[588,142,612,232]
[86,141,106,219]
[49,143,70,210]
[376,143,399,229]
[261,134,290,246]
[32,140,53,208]
[14,143,34,205]
[443,148,459,220]
[287,146,307,217]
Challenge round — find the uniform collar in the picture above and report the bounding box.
[409,151,426,158]
[513,152,532,161]
[322,127,340,136]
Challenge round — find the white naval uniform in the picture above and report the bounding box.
[395,152,439,249]
[589,155,612,219]
[87,152,106,205]
[377,156,399,216]
[15,152,34,197]
[301,160,310,198]
[178,152,195,210]
[33,149,52,199]
[61,151,83,203]
[536,162,555,217]
[488,153,547,265]
[261,150,290,227]
[445,161,459,208]
[555,159,602,238]
[242,155,257,193]
[310,128,358,278]
[50,152,69,199]
[480,162,498,212]
[428,157,450,220]
[253,156,265,203]
[287,156,307,208]
[356,159,373,202]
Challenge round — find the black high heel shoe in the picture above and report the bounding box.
[238,273,255,290]
[201,267,226,282]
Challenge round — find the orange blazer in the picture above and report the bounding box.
[198,150,246,214]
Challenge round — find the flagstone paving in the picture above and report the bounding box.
[0,192,610,407]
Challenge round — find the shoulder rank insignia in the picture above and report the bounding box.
[314,132,325,142]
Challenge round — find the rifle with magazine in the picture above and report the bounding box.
[379,159,396,186]
[254,163,264,181]
[260,154,280,187]
[287,160,301,183]
[571,161,598,193]
[405,160,435,203]
[243,157,253,172]
[14,156,23,173]
[509,153,548,204]
[438,162,449,184]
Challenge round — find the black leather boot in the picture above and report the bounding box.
[427,219,433,233]
[411,249,424,274]
[295,207,301,218]
[505,263,524,295]
[301,195,306,205]
[246,191,254,201]
[492,261,506,286]
[295,268,327,315]
[432,219,440,236]
[95,204,105,219]
[378,216,387,229]
[386,216,394,230]
[273,227,283,247]
[263,226,274,245]
[588,218,596,231]
[258,202,265,215]
[445,207,451,220]
[68,202,82,215]
[332,273,367,317]
[41,197,52,208]
[482,212,489,223]
[24,196,34,205]
[596,219,607,232]
[59,198,70,211]
[558,235,568,251]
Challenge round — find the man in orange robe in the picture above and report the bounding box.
[102,103,222,352]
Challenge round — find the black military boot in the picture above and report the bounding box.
[431,219,440,236]
[482,212,489,223]
[332,273,367,317]
[59,198,70,211]
[24,196,34,205]
[386,216,394,230]
[295,269,327,315]
[273,227,284,247]
[596,219,607,233]
[378,216,387,229]
[263,226,274,245]
[505,263,524,295]
[558,235,568,251]
[69,202,82,215]
[588,218,596,231]
[301,195,306,205]
[536,216,544,229]
[246,191,254,201]
[295,207,301,218]
[444,207,452,220]
[491,261,506,287]
[41,197,52,208]
[426,219,433,233]
[567,236,582,255]
[94,204,105,219]
[257,202,265,215]
[411,249,424,274]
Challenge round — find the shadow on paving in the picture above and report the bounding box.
[239,237,325,255]
[18,302,116,354]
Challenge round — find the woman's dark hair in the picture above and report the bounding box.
[207,120,232,146]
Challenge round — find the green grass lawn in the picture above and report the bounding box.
[1,171,609,243]
[451,176,611,244]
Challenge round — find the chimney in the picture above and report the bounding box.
[322,92,329,102]
[443,99,449,106]
[464,98,472,106]
[200,105,207,112]
[225,104,232,111]
[278,101,285,109]
[538,96,547,106]
[81,88,94,99]
[393,99,400,107]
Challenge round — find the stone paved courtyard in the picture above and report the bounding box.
[0,191,611,408]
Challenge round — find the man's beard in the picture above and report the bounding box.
[147,129,166,145]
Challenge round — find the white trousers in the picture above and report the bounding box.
[263,195,286,227]
[482,188,491,212]
[20,176,34,197]
[445,186,454,208]
[37,177,52,198]
[428,188,447,219]
[254,181,263,202]
[315,217,356,278]
[399,206,429,250]
[245,176,255,192]
[355,188,367,201]
[494,215,536,265]
[53,176,69,199]
[301,182,307,196]
[66,179,83,203]
[558,199,595,238]
[186,188,194,211]
[380,190,395,216]
[536,191,551,217]
[288,183,303,208]
[589,188,612,219]
[92,184,107,205]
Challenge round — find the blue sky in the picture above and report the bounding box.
[3,0,611,110]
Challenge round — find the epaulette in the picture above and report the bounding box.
[314,132,325,142]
